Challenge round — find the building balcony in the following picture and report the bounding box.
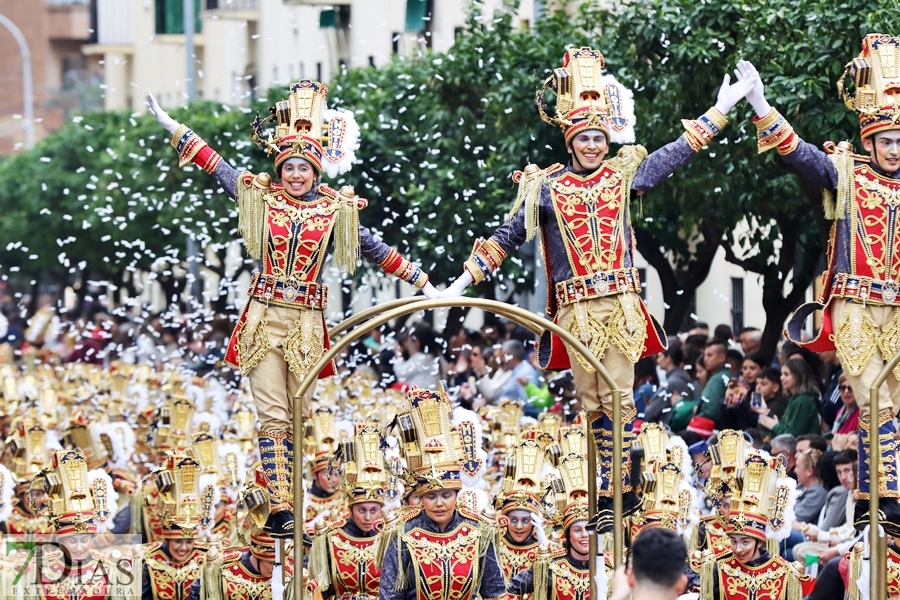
[46,1,93,41]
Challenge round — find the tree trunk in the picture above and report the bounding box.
[634,220,721,334]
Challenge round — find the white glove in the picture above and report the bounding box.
[712,68,757,115]
[440,272,474,299]
[146,92,179,135]
[422,282,440,300]
[735,59,773,118]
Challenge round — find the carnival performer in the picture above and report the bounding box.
[141,452,209,600]
[15,448,127,600]
[377,386,507,600]
[507,422,613,600]
[494,437,548,589]
[698,451,805,600]
[146,81,438,538]
[0,419,53,536]
[310,422,387,600]
[304,405,347,528]
[440,47,754,530]
[740,34,900,533]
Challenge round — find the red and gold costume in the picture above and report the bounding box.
[310,421,388,600]
[630,424,696,537]
[164,80,432,538]
[846,541,900,599]
[144,542,207,600]
[303,405,347,529]
[142,452,209,600]
[698,442,805,600]
[454,47,740,528]
[377,386,507,600]
[772,34,900,531]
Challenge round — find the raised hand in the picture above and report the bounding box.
[713,69,757,115]
[146,92,179,135]
[439,272,474,299]
[421,282,440,300]
[735,60,772,118]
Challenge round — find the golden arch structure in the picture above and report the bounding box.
[288,296,895,600]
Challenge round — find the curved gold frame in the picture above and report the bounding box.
[291,297,625,600]
[867,352,900,600]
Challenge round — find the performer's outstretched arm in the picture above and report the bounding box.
[737,61,838,189]
[147,92,242,198]
[359,225,436,295]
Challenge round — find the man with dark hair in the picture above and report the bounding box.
[610,528,688,600]
[646,343,696,427]
[695,340,731,428]
[795,434,828,456]
[713,324,734,344]
[724,348,744,376]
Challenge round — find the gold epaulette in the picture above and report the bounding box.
[219,547,245,564]
[507,163,565,242]
[457,506,482,524]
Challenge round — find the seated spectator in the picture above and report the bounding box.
[695,341,732,429]
[645,344,695,428]
[770,434,798,478]
[830,375,859,445]
[753,357,821,437]
[782,448,828,560]
[791,450,858,565]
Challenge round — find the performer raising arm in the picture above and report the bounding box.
[147,82,438,538]
[739,34,900,535]
[441,47,754,531]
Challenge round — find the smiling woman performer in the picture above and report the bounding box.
[507,422,613,600]
[440,47,754,531]
[310,422,390,600]
[147,82,437,538]
[377,386,506,600]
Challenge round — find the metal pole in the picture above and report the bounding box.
[868,349,900,600]
[291,297,624,596]
[184,0,196,101]
[294,383,305,600]
[588,412,598,600]
[0,13,34,149]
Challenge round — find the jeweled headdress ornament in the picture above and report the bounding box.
[154,452,205,539]
[632,424,696,535]
[546,421,589,531]
[36,448,119,535]
[536,47,636,145]
[496,438,547,518]
[335,421,389,506]
[724,453,796,542]
[250,80,360,178]
[840,34,900,139]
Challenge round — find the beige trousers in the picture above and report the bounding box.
[830,299,900,422]
[247,302,320,434]
[556,293,640,414]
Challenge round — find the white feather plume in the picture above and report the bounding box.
[321,108,361,178]
[601,74,636,145]
[87,468,119,533]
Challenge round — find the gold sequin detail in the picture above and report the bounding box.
[567,302,610,373]
[609,293,646,363]
[833,302,878,376]
[236,301,271,376]
[878,307,900,381]
[283,310,324,382]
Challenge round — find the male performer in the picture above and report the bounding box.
[742,34,900,532]
[441,47,754,529]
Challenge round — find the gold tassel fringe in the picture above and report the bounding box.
[309,529,331,589]
[236,176,266,261]
[334,188,361,275]
[531,554,551,600]
[700,558,716,600]
[507,165,547,243]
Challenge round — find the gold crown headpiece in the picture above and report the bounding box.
[725,453,796,543]
[545,421,589,530]
[38,448,118,535]
[632,425,695,535]
[154,452,209,538]
[7,417,50,482]
[250,80,359,178]
[839,34,900,139]
[536,47,636,145]
[306,405,341,474]
[497,438,547,517]
[394,384,467,496]
[335,421,389,506]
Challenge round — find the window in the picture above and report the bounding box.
[320,6,350,28]
[392,32,400,54]
[155,0,201,35]
[731,277,744,334]
[405,0,428,31]
[638,268,647,300]
[316,62,322,81]
[369,55,376,67]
